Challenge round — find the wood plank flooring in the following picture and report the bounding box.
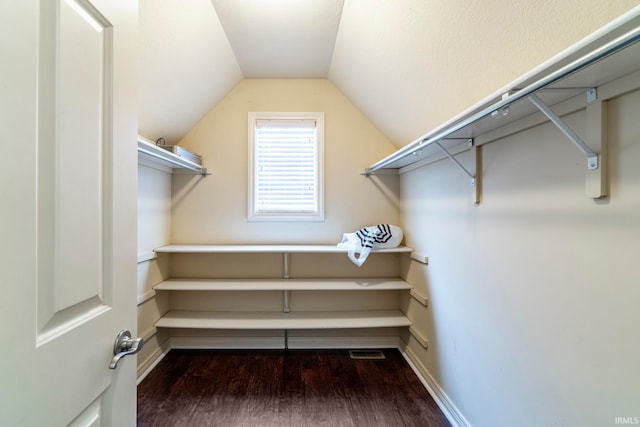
[137,349,451,427]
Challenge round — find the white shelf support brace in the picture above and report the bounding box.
[528,94,599,170]
[435,140,474,181]
[283,253,290,313]
[585,100,608,198]
[435,139,481,206]
[283,252,290,349]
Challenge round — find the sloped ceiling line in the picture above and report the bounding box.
[211,0,345,78]
[139,0,640,147]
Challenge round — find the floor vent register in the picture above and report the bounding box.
[348,350,386,360]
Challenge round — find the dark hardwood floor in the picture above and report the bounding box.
[137,349,451,427]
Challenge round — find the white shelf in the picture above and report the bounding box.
[364,13,640,204]
[137,136,207,175]
[152,245,416,341]
[366,16,640,174]
[154,278,412,291]
[155,310,411,330]
[154,244,413,254]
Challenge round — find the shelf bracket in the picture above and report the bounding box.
[435,140,474,180]
[283,252,290,313]
[435,140,481,206]
[283,252,290,279]
[528,94,599,170]
[283,290,290,313]
[585,101,608,198]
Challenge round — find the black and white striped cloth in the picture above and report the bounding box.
[355,224,394,249]
[337,224,403,266]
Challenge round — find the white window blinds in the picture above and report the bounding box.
[249,113,324,221]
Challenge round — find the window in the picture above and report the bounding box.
[248,112,324,221]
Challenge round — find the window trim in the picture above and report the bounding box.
[248,112,325,222]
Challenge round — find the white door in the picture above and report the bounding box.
[0,0,138,425]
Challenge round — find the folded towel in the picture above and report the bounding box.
[337,224,403,266]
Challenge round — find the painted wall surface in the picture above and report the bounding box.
[171,79,400,244]
[331,1,640,146]
[400,89,640,426]
[136,164,172,376]
[137,164,171,261]
[138,1,640,149]
[139,0,242,144]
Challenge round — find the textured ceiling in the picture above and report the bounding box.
[138,0,640,146]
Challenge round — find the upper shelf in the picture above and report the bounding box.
[137,136,208,176]
[365,11,640,175]
[155,244,413,254]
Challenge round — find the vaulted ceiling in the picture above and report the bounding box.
[138,0,640,147]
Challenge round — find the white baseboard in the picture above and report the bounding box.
[288,336,401,349]
[401,345,471,427]
[168,335,401,350]
[170,336,285,349]
[137,339,171,385]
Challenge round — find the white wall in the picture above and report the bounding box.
[138,0,242,144]
[171,79,401,244]
[137,162,171,263]
[136,163,172,376]
[137,1,640,150]
[400,87,640,426]
[330,1,640,146]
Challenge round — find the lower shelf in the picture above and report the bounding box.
[154,278,412,291]
[155,310,411,330]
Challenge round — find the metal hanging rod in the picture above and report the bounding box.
[364,24,640,176]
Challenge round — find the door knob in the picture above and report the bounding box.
[109,329,144,369]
